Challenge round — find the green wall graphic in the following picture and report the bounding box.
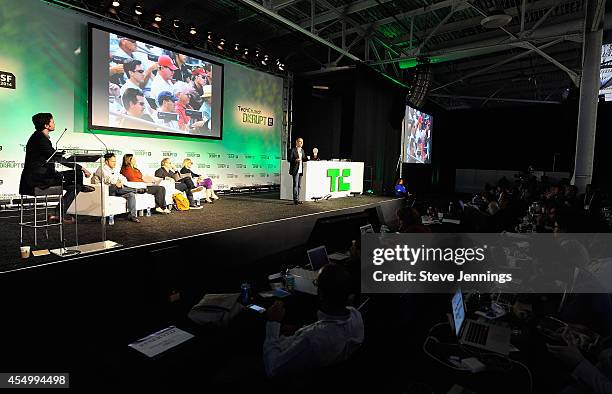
[0,0,283,198]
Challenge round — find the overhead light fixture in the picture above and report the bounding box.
[217,38,225,50]
[261,54,269,66]
[154,14,162,22]
[480,8,512,28]
[173,19,180,28]
[112,1,120,7]
[234,43,240,51]
[134,5,143,15]
[207,32,213,42]
[151,22,160,29]
[189,26,197,35]
[313,85,329,90]
[278,63,285,71]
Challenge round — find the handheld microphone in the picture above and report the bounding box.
[88,129,109,154]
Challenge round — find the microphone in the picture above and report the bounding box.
[55,128,68,151]
[88,129,109,154]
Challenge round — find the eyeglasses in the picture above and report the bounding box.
[133,69,145,74]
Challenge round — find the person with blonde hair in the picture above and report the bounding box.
[155,157,203,209]
[120,154,169,214]
[179,158,218,203]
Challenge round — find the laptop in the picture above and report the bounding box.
[451,288,511,355]
[307,246,330,271]
[360,223,374,234]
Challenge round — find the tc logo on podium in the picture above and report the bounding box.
[327,168,351,192]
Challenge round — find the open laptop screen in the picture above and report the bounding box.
[451,288,465,337]
[307,246,330,271]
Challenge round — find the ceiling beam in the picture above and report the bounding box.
[429,93,561,104]
[296,0,394,28]
[236,0,361,61]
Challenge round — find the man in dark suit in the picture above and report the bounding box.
[288,137,308,205]
[19,113,94,223]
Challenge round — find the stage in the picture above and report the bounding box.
[0,192,402,273]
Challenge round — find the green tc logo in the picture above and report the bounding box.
[327,168,351,192]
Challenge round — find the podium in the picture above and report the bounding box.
[280,161,364,201]
[49,150,122,257]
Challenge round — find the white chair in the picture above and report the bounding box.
[67,182,155,218]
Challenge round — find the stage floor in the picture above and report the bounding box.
[0,192,399,272]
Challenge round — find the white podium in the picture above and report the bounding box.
[280,160,364,201]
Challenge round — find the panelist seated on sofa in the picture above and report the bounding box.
[154,157,203,209]
[120,153,170,214]
[92,152,146,223]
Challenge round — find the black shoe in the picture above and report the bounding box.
[80,185,95,193]
[136,188,147,194]
[293,200,298,205]
[127,215,140,223]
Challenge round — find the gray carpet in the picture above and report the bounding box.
[0,192,396,271]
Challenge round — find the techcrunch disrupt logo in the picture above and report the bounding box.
[373,245,487,266]
[237,105,274,126]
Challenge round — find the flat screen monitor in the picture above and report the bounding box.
[307,246,330,271]
[600,43,612,101]
[402,104,432,163]
[89,24,224,139]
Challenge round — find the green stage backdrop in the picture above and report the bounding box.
[0,0,283,199]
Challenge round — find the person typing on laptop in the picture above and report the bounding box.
[263,263,364,377]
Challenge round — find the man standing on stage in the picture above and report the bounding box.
[19,113,94,223]
[288,137,308,205]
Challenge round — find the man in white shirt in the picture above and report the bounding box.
[263,263,364,377]
[149,54,177,102]
[93,152,145,223]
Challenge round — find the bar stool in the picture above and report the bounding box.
[19,186,64,246]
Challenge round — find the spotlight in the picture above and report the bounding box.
[189,26,197,35]
[261,54,268,66]
[154,14,162,22]
[112,1,120,7]
[151,22,160,29]
[172,19,180,28]
[234,43,240,51]
[255,50,260,58]
[207,32,213,42]
[217,38,225,50]
[134,4,143,15]
[278,63,285,71]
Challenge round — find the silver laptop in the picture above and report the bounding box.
[451,288,511,355]
[307,246,330,271]
[360,223,374,234]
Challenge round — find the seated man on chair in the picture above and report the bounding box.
[263,263,364,377]
[19,113,95,224]
[154,157,203,209]
[93,153,145,223]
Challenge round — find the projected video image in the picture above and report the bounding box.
[600,43,612,101]
[402,105,432,164]
[90,26,223,139]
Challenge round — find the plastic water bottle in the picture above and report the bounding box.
[240,283,251,305]
[285,270,295,291]
[146,207,151,217]
[108,215,114,225]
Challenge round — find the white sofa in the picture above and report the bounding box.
[67,182,155,218]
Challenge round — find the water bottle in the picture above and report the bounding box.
[146,207,151,217]
[240,283,251,305]
[284,271,295,291]
[108,215,114,225]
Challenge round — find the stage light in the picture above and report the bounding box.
[134,5,143,15]
[207,32,213,42]
[112,1,120,7]
[278,63,285,71]
[189,26,197,35]
[154,14,162,22]
[217,38,225,50]
[173,19,180,28]
[261,54,268,66]
[151,22,160,29]
[234,43,240,51]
